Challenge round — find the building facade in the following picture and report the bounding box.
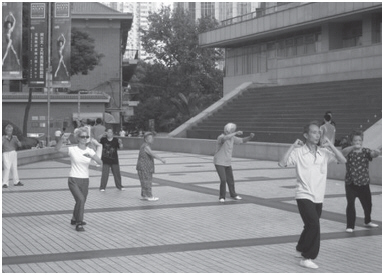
[103,2,160,60]
[198,2,382,94]
[2,3,133,138]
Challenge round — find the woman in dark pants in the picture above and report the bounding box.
[213,123,254,202]
[99,129,125,191]
[56,127,102,232]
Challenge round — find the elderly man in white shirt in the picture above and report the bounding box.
[279,121,346,270]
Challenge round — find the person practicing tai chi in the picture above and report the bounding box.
[99,129,125,191]
[2,124,23,188]
[341,130,381,233]
[55,128,102,232]
[54,33,69,77]
[214,123,255,202]
[136,132,166,201]
[279,121,346,269]
[2,12,20,66]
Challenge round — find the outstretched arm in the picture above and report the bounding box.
[370,149,381,158]
[144,146,166,164]
[242,133,255,143]
[221,131,243,142]
[322,136,347,164]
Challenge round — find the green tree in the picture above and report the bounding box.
[133,6,223,131]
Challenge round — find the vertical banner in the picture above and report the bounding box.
[52,2,71,87]
[28,3,48,87]
[2,2,23,80]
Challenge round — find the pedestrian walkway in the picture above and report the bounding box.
[2,150,382,272]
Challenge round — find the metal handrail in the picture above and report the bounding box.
[219,3,312,28]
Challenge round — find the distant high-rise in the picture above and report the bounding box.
[102,2,161,60]
[173,2,259,22]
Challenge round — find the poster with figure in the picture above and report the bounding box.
[28,3,48,87]
[2,2,23,80]
[51,2,71,87]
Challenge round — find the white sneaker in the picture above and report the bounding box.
[365,222,379,228]
[99,189,105,192]
[147,197,159,201]
[300,259,318,269]
[219,198,225,203]
[119,187,125,191]
[294,250,302,258]
[345,228,354,233]
[233,196,242,200]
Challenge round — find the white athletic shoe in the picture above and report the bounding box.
[365,222,379,228]
[345,228,354,233]
[147,197,159,201]
[219,198,225,203]
[233,196,242,200]
[99,189,105,192]
[299,259,319,269]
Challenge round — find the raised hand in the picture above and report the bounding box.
[250,133,255,138]
[293,139,304,148]
[83,153,92,158]
[236,131,243,136]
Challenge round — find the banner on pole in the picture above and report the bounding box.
[28,3,48,88]
[51,2,71,88]
[2,2,23,80]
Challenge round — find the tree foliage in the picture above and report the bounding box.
[70,28,104,76]
[129,6,223,132]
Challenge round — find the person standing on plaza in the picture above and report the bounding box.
[99,129,125,191]
[279,121,346,269]
[214,123,255,202]
[341,130,380,233]
[136,132,166,201]
[320,113,336,145]
[55,127,102,232]
[92,118,106,142]
[2,124,23,188]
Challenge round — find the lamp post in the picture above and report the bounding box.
[46,2,52,145]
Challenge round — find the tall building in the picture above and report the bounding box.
[103,2,161,60]
[173,2,259,22]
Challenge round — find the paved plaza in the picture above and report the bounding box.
[2,149,382,273]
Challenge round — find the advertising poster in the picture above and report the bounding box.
[2,2,23,80]
[28,3,48,87]
[51,2,71,87]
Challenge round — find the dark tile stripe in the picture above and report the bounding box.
[3,229,381,265]
[2,201,248,218]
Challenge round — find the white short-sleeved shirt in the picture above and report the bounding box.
[286,144,337,203]
[213,134,243,166]
[68,146,96,178]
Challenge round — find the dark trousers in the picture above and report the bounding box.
[68,177,89,223]
[100,163,122,190]
[345,184,372,229]
[215,165,237,199]
[296,199,323,260]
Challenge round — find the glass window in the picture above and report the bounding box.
[201,2,215,18]
[189,2,196,20]
[342,21,362,48]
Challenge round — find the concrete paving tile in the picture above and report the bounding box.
[3,150,382,273]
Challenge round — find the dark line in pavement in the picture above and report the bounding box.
[2,201,248,218]
[269,192,382,202]
[188,177,296,185]
[1,185,144,194]
[3,229,381,265]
